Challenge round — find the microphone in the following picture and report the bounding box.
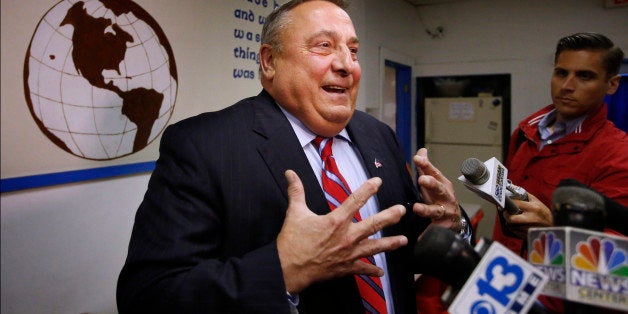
[413,225,484,290]
[556,178,628,235]
[527,183,628,312]
[458,157,526,215]
[414,226,548,314]
[551,184,606,231]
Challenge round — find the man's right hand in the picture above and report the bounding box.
[501,192,553,239]
[277,170,408,293]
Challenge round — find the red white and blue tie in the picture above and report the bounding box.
[313,136,388,314]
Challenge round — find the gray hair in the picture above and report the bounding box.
[261,0,349,54]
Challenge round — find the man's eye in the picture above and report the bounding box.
[350,49,359,61]
[554,69,567,77]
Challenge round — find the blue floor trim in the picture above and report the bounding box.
[1,161,156,193]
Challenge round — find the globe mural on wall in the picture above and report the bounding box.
[24,0,177,160]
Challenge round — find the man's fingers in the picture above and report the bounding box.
[368,235,408,254]
[413,148,430,176]
[413,148,442,178]
[413,202,452,220]
[357,204,406,236]
[352,235,408,276]
[334,177,382,220]
[351,260,385,277]
[418,175,448,197]
[285,170,306,210]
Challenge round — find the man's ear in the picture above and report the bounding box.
[607,74,621,95]
[259,44,276,80]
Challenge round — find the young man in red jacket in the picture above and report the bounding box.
[493,32,627,313]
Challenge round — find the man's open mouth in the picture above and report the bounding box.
[323,85,347,93]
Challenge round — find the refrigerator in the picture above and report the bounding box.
[424,96,504,238]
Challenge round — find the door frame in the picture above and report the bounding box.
[379,47,415,162]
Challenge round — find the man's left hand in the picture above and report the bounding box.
[412,148,463,232]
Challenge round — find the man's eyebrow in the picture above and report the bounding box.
[553,66,598,76]
[307,30,359,44]
[575,70,598,77]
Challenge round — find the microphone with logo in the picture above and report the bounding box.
[414,226,548,314]
[527,180,628,312]
[458,157,528,215]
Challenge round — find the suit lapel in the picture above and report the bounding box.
[252,91,330,215]
[346,115,407,219]
[346,116,387,182]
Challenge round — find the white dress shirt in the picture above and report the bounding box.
[281,107,395,314]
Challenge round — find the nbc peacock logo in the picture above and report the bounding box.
[572,237,628,276]
[530,231,564,266]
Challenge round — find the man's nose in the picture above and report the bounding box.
[332,47,357,77]
[561,74,576,90]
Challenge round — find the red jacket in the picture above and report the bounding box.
[493,103,628,254]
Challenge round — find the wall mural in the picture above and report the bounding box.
[24,0,178,160]
[0,0,286,192]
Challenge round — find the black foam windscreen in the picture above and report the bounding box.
[551,184,606,231]
[413,226,481,289]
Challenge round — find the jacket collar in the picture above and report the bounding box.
[521,103,609,144]
[251,90,329,215]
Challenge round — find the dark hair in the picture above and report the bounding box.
[554,32,624,78]
[261,0,349,53]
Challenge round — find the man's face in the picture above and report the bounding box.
[551,49,620,121]
[261,1,361,136]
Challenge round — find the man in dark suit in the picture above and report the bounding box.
[117,1,469,313]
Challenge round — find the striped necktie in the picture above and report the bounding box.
[313,136,388,314]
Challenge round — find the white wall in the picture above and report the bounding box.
[1,175,148,313]
[384,0,628,126]
[1,0,626,313]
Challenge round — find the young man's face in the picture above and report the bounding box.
[551,49,620,121]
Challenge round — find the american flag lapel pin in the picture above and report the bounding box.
[374,159,382,168]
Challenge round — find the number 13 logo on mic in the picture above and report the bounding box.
[448,242,548,314]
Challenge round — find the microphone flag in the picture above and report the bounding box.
[448,241,548,314]
[528,227,628,311]
[458,157,508,209]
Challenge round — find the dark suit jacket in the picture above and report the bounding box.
[117,90,430,313]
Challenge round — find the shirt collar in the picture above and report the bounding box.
[538,108,587,139]
[279,105,351,147]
